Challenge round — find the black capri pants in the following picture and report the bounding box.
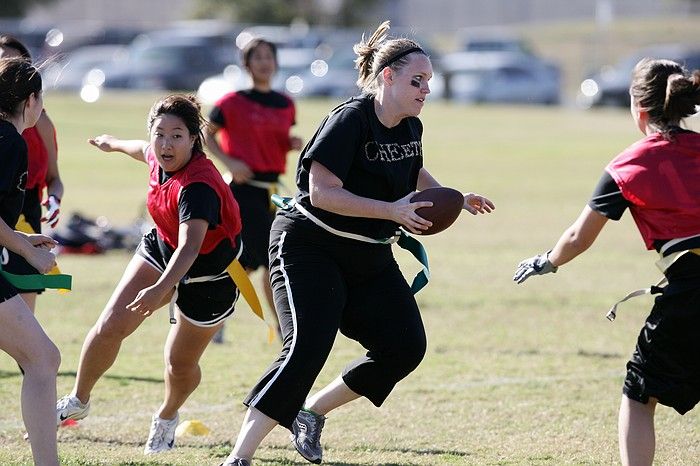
[243,216,427,429]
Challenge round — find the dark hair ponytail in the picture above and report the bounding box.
[631,58,700,136]
[0,57,42,120]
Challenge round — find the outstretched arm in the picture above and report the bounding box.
[514,205,608,283]
[88,135,147,163]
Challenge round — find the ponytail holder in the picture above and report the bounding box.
[375,46,424,77]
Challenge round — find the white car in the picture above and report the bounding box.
[441,51,560,105]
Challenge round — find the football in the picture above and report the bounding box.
[410,187,464,235]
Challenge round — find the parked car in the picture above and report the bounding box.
[440,51,560,105]
[43,44,128,91]
[98,30,237,91]
[578,43,700,108]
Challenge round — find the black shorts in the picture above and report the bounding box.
[623,254,700,414]
[0,273,19,303]
[230,181,277,270]
[135,229,240,327]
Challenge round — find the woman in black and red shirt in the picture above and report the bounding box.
[56,94,244,455]
[205,38,302,340]
[515,58,700,466]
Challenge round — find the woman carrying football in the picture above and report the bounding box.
[220,21,494,466]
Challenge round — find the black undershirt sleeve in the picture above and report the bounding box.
[178,183,220,228]
[587,171,630,221]
[208,106,225,128]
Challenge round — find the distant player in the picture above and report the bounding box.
[205,37,302,342]
[219,21,493,466]
[56,94,246,455]
[515,58,700,466]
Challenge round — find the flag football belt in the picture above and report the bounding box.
[168,253,275,343]
[271,194,430,293]
[0,262,72,291]
[606,240,700,321]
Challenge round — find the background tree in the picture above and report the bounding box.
[1,0,58,17]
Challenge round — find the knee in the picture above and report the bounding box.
[382,334,426,378]
[93,310,132,342]
[164,356,199,380]
[22,339,60,379]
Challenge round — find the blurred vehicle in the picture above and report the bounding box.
[99,32,237,91]
[43,44,128,91]
[441,51,560,105]
[578,44,700,108]
[457,30,532,55]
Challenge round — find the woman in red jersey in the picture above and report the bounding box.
[205,37,302,341]
[56,94,245,455]
[515,58,700,466]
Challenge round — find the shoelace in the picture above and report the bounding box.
[147,419,169,449]
[306,415,325,447]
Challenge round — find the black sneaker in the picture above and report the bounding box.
[291,409,326,464]
[220,458,251,466]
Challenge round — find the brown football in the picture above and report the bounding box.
[410,187,464,235]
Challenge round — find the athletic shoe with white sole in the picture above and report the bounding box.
[291,409,326,464]
[56,395,90,426]
[144,413,179,454]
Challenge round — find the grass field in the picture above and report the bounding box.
[1,91,699,465]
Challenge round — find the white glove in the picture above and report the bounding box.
[41,195,61,228]
[513,251,558,284]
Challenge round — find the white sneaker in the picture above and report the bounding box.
[56,395,90,426]
[144,413,179,454]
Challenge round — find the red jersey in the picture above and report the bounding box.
[21,126,50,190]
[213,90,295,173]
[606,131,700,249]
[146,148,242,253]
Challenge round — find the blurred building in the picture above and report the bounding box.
[25,0,697,31]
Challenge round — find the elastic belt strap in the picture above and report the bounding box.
[0,263,72,291]
[272,194,430,294]
[605,247,700,321]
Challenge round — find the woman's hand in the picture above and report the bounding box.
[24,233,57,250]
[24,247,57,274]
[126,284,169,317]
[392,192,434,235]
[226,158,254,184]
[88,134,119,152]
[289,135,303,151]
[463,193,495,215]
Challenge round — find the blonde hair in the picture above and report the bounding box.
[353,20,426,96]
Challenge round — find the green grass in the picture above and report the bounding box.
[0,91,698,465]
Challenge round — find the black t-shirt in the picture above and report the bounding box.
[209,89,293,127]
[154,174,231,275]
[282,95,423,239]
[587,171,629,221]
[0,120,28,228]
